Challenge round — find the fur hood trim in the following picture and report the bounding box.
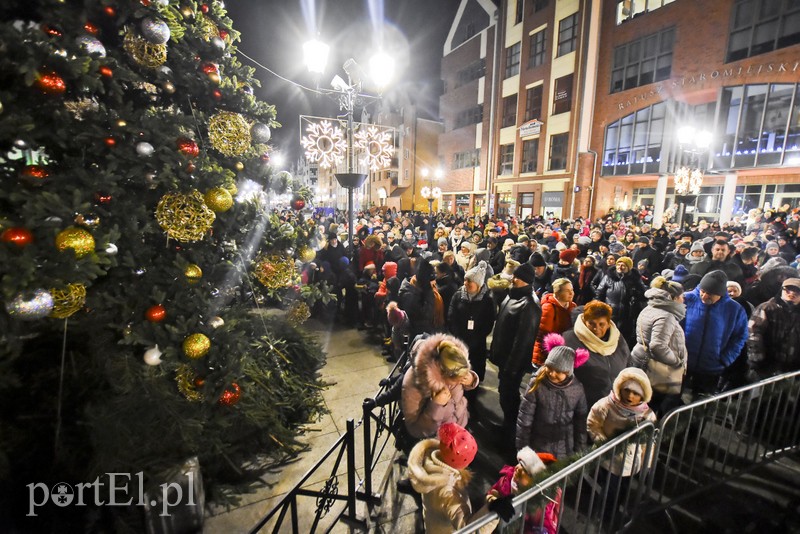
[412,333,471,395]
[612,367,653,403]
[408,439,472,494]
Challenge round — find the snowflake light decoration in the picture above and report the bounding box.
[674,166,703,195]
[301,120,346,169]
[354,125,394,171]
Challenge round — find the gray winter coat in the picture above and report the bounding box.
[630,288,688,370]
[515,375,588,457]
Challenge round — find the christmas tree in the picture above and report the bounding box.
[0,0,330,529]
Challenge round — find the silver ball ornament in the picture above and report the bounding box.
[250,123,271,144]
[13,139,29,150]
[140,17,171,45]
[5,289,54,320]
[208,316,225,329]
[157,65,173,78]
[76,35,106,57]
[144,345,163,365]
[105,243,118,255]
[136,141,155,157]
[210,36,226,54]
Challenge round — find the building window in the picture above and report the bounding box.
[610,27,674,94]
[452,149,480,170]
[727,0,800,62]
[602,101,665,176]
[549,133,569,170]
[499,144,515,175]
[534,0,549,13]
[454,105,484,129]
[502,94,518,128]
[525,85,543,121]
[455,59,486,88]
[616,0,676,25]
[557,13,579,56]
[515,0,524,24]
[553,74,574,115]
[521,139,539,173]
[505,42,521,78]
[528,29,547,68]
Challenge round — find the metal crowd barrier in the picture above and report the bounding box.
[457,369,800,534]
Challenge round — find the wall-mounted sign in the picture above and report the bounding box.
[519,119,542,137]
[542,191,564,207]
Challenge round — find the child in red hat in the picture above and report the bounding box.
[407,422,478,533]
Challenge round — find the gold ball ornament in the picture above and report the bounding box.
[182,333,211,359]
[123,30,167,68]
[175,364,203,402]
[253,254,296,289]
[195,12,219,41]
[234,161,244,171]
[49,283,87,319]
[207,111,251,157]
[204,187,233,212]
[55,227,95,258]
[184,263,203,283]
[287,301,311,326]
[297,246,316,263]
[155,190,216,242]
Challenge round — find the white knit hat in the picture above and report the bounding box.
[516,446,546,477]
[464,260,488,286]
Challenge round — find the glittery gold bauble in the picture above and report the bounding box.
[196,13,219,41]
[155,190,215,242]
[297,246,316,263]
[207,111,251,157]
[234,161,244,171]
[175,364,203,402]
[123,30,167,68]
[184,263,203,283]
[55,227,95,258]
[253,254,296,289]
[287,301,311,326]
[49,283,87,319]
[182,333,210,359]
[204,187,233,212]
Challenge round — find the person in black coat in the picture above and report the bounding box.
[434,261,459,323]
[595,256,647,348]
[529,251,553,299]
[489,262,542,435]
[448,261,496,383]
[632,236,663,274]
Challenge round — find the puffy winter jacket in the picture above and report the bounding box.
[532,293,576,366]
[747,296,800,379]
[630,288,687,370]
[515,375,588,457]
[682,288,748,375]
[564,329,630,407]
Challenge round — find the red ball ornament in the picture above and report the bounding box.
[99,66,113,78]
[177,137,199,158]
[141,0,150,5]
[84,22,99,34]
[145,304,166,322]
[43,25,62,37]
[1,227,34,247]
[36,72,66,95]
[200,4,209,13]
[219,29,229,40]
[212,89,222,101]
[201,62,218,75]
[21,165,49,179]
[219,383,241,406]
[94,191,112,204]
[291,196,306,211]
[103,6,116,17]
[104,136,116,148]
[186,162,196,173]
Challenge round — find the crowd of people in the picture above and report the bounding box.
[301,204,800,532]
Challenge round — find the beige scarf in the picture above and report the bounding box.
[573,314,621,356]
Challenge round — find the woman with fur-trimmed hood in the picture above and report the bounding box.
[401,334,479,439]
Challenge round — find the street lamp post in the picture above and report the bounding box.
[419,167,443,215]
[673,126,711,229]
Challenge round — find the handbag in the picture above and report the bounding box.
[638,324,684,395]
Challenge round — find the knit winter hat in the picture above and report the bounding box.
[616,256,633,270]
[765,240,780,252]
[545,346,577,375]
[578,236,591,246]
[638,236,650,244]
[518,234,530,243]
[699,270,728,296]
[673,264,689,283]
[529,252,547,267]
[613,367,653,403]
[437,237,448,247]
[513,262,536,284]
[438,423,477,470]
[382,261,398,279]
[690,241,706,254]
[726,280,742,296]
[464,260,488,286]
[559,249,579,264]
[517,447,547,477]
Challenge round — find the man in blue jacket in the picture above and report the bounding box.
[682,270,748,397]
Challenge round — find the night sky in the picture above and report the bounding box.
[224,0,461,162]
